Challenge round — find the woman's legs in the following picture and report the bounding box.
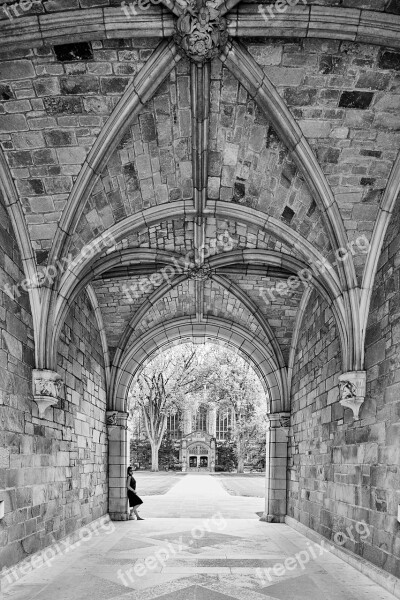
[132,504,144,520]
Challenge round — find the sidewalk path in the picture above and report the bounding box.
[138,474,264,519]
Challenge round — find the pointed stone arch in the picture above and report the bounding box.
[360,151,400,365]
[36,39,181,369]
[47,203,350,373]
[112,316,286,413]
[86,284,111,391]
[0,150,42,357]
[218,39,361,371]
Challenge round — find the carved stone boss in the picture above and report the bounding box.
[338,371,366,420]
[32,369,63,418]
[174,0,229,63]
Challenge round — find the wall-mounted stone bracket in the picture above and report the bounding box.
[338,371,366,420]
[106,411,128,436]
[32,369,63,419]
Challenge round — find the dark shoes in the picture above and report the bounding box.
[137,517,145,520]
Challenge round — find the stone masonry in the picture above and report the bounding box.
[0,189,108,569]
[289,279,400,577]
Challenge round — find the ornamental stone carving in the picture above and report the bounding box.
[186,264,212,281]
[106,411,128,430]
[32,369,63,419]
[174,0,229,63]
[338,371,366,420]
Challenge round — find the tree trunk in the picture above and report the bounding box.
[237,456,245,473]
[151,443,160,471]
[236,438,244,473]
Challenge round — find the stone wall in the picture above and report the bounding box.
[288,235,400,578]
[0,192,108,571]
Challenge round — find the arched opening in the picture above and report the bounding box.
[108,335,288,522]
[127,342,268,475]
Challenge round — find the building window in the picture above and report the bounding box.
[194,406,207,432]
[167,412,181,439]
[217,410,232,440]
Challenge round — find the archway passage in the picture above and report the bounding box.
[125,342,270,519]
[1,0,400,596]
[127,342,269,473]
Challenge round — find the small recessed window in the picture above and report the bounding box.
[307,200,317,217]
[339,91,373,110]
[54,42,93,62]
[281,206,295,224]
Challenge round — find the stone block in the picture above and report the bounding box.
[0,115,28,133]
[100,77,129,95]
[32,148,57,165]
[7,151,33,168]
[56,147,87,165]
[12,132,45,149]
[43,96,83,114]
[299,120,331,138]
[378,50,400,71]
[44,130,76,147]
[356,72,390,91]
[0,60,35,81]
[29,197,55,213]
[284,88,318,106]
[29,223,57,240]
[248,44,283,66]
[60,76,99,95]
[1,332,22,361]
[15,178,45,196]
[33,78,61,97]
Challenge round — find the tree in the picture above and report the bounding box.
[216,429,237,471]
[128,343,268,472]
[197,347,267,473]
[128,346,204,471]
[159,432,179,469]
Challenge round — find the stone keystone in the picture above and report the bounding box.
[174,0,229,63]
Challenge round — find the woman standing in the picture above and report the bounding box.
[127,466,144,520]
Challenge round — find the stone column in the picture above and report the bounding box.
[107,410,129,521]
[32,369,63,419]
[260,412,290,523]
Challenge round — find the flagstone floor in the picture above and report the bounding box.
[2,476,397,600]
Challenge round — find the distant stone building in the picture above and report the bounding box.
[132,406,233,471]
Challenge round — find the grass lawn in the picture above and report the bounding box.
[212,474,266,497]
[133,472,187,495]
[133,472,266,498]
